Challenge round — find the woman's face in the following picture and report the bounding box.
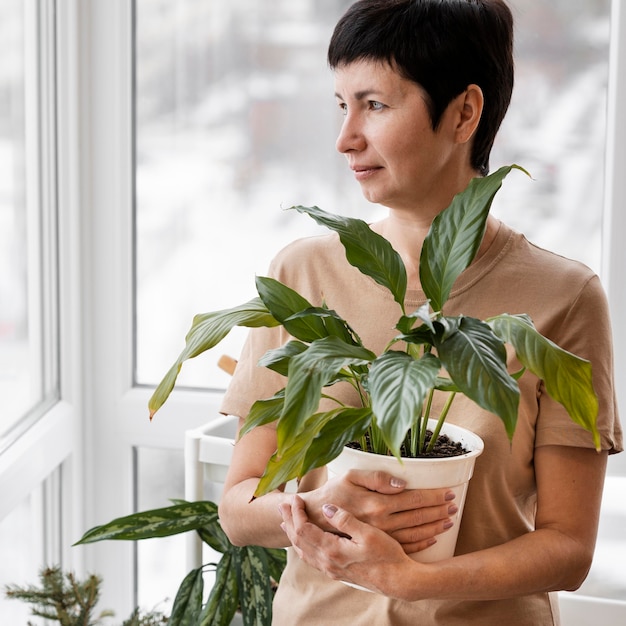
[334,59,460,212]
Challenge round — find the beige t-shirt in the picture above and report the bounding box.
[220,221,622,625]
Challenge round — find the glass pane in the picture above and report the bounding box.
[135,1,609,391]
[577,475,626,600]
[0,486,50,622]
[135,446,187,614]
[491,1,609,273]
[0,0,57,448]
[134,0,365,390]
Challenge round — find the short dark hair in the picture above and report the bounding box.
[328,0,514,176]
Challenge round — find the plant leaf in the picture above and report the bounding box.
[396,302,435,335]
[198,551,239,626]
[420,164,529,313]
[255,276,328,342]
[278,336,376,451]
[435,316,520,440]
[239,391,286,439]
[149,297,278,418]
[168,566,204,626]
[301,408,373,473]
[290,205,407,311]
[287,306,362,346]
[264,547,287,584]
[488,313,600,449]
[368,351,441,457]
[258,340,309,376]
[254,407,371,496]
[236,546,273,626]
[195,523,231,555]
[74,501,219,544]
[255,409,339,496]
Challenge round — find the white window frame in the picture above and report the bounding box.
[602,0,626,479]
[0,0,83,581]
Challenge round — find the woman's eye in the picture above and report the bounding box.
[338,102,348,115]
[369,101,384,110]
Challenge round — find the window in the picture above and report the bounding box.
[0,0,71,617]
[0,0,59,453]
[134,0,367,391]
[135,1,610,395]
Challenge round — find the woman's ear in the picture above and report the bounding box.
[455,84,484,144]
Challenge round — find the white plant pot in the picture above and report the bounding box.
[327,420,484,564]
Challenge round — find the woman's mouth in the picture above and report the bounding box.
[352,166,382,181]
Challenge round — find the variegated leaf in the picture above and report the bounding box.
[168,566,204,626]
[74,501,218,544]
[199,552,239,626]
[236,546,273,626]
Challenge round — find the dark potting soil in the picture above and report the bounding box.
[347,430,469,458]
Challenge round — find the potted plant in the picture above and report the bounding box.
[148,164,600,557]
[73,500,286,626]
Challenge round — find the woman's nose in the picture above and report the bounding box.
[335,113,365,154]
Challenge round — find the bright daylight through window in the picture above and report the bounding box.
[0,0,58,453]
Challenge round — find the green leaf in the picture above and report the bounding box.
[74,501,219,544]
[258,340,309,376]
[149,298,278,418]
[290,205,407,311]
[196,522,231,554]
[287,306,362,346]
[263,547,287,584]
[488,313,601,449]
[239,391,286,439]
[236,546,273,626]
[255,410,336,496]
[254,445,307,497]
[420,165,529,313]
[368,351,441,457]
[255,276,327,342]
[436,316,520,440]
[168,566,204,626]
[278,336,376,451]
[199,552,239,626]
[301,408,373,473]
[254,407,371,496]
[396,302,435,335]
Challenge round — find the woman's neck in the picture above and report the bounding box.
[370,213,500,291]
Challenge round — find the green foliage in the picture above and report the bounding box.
[74,500,286,626]
[148,164,601,499]
[3,566,167,626]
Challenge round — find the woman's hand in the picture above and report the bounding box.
[297,469,457,554]
[279,494,417,595]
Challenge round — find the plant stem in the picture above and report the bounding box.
[426,392,457,453]
[417,390,435,455]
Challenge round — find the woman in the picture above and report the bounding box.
[218,1,622,624]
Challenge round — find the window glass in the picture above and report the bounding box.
[0,489,47,622]
[135,1,609,391]
[577,475,626,600]
[135,446,186,614]
[134,0,363,390]
[491,1,609,274]
[0,0,58,449]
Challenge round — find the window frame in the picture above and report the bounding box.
[602,0,626,477]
